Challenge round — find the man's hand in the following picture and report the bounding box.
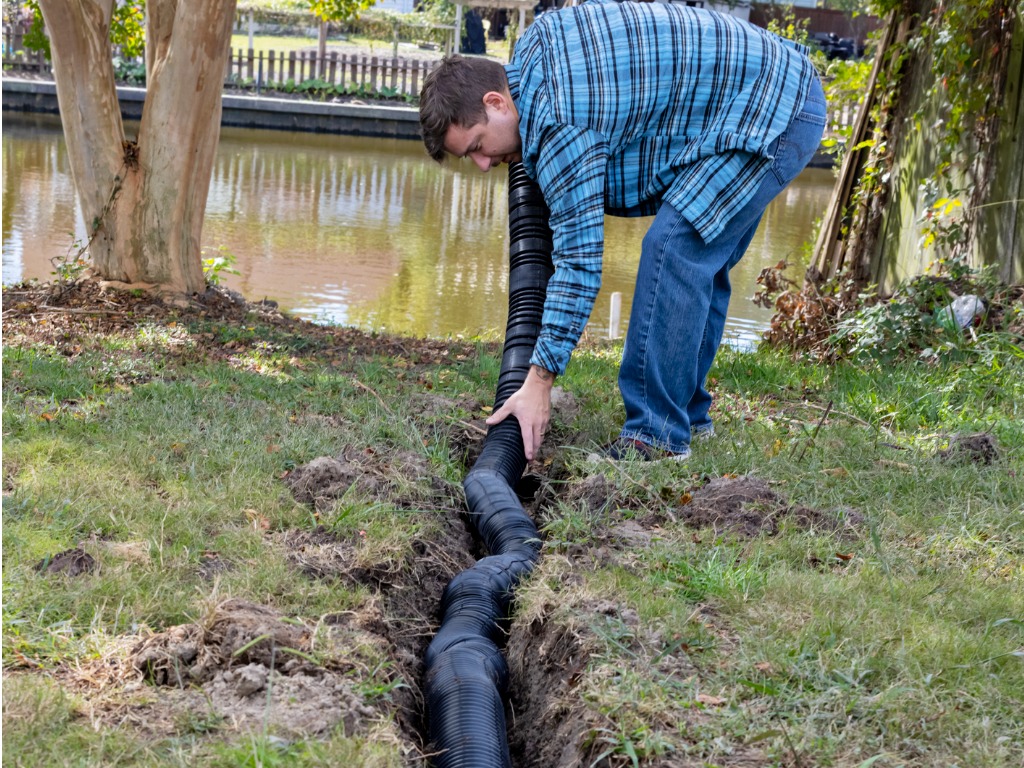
[485,365,555,460]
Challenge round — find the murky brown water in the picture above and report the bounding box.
[3,114,834,345]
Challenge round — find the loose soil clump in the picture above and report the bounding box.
[34,547,96,577]
[678,475,864,538]
[937,432,1000,464]
[283,446,455,513]
[131,599,309,687]
[127,599,407,742]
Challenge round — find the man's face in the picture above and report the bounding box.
[444,91,522,172]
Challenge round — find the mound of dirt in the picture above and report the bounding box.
[127,599,403,740]
[131,599,309,687]
[679,475,863,538]
[283,446,453,512]
[34,548,96,577]
[937,432,1000,464]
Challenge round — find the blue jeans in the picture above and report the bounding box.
[618,80,827,453]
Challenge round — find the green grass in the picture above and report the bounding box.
[3,301,1022,766]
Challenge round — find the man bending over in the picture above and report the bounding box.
[419,0,825,462]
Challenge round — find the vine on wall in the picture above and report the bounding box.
[762,0,1023,360]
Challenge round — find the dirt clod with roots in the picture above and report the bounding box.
[937,432,1000,464]
[34,548,96,577]
[125,599,407,741]
[678,474,864,538]
[283,445,455,513]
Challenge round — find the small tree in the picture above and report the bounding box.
[310,0,375,77]
[36,0,237,295]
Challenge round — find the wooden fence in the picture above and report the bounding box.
[1,32,437,100]
[225,48,437,97]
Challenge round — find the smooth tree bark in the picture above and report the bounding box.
[38,0,238,295]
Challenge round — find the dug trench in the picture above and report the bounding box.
[200,402,861,767]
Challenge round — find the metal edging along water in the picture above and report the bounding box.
[1,77,422,140]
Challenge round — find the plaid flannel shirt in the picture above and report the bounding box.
[505,0,817,376]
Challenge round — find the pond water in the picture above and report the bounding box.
[2,114,835,345]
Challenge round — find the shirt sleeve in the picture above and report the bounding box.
[529,123,609,376]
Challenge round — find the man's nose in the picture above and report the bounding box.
[471,152,491,172]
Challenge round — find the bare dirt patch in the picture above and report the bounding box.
[937,432,1000,464]
[34,548,96,577]
[282,446,455,513]
[677,475,864,539]
[125,598,414,745]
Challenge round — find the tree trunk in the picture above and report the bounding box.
[38,0,238,295]
[318,21,327,78]
[37,1,128,278]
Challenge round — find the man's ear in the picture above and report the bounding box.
[482,90,510,113]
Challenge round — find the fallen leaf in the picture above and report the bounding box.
[696,693,727,706]
[754,662,773,673]
[821,467,848,477]
[835,552,855,561]
[877,459,913,471]
[245,509,270,532]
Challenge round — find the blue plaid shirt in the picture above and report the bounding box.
[505,0,817,376]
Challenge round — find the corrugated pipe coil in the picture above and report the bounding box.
[423,162,555,768]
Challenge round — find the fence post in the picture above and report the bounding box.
[608,292,622,340]
[411,60,421,96]
[369,55,379,93]
[338,53,349,90]
[288,50,296,83]
[268,49,276,86]
[328,51,338,86]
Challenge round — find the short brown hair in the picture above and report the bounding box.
[419,55,509,163]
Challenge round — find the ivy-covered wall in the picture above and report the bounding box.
[814,0,1023,291]
[975,17,1023,284]
[873,0,1023,288]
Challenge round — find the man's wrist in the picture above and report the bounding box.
[530,364,557,387]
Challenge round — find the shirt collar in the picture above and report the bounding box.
[504,62,522,105]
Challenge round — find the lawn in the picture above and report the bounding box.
[2,277,1022,767]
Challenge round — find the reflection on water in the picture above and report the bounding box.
[2,114,834,346]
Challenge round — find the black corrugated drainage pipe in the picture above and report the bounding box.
[423,161,555,768]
